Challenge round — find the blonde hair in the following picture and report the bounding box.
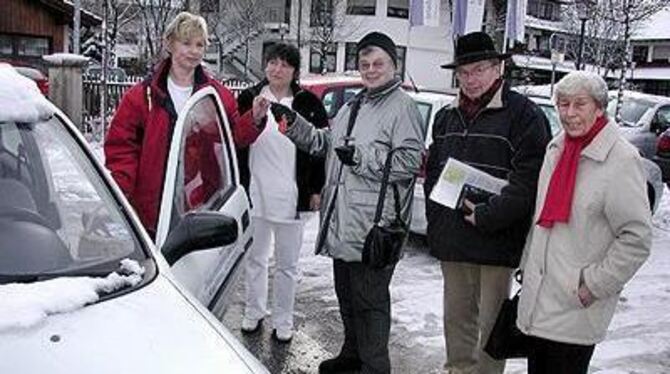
[164,12,209,45]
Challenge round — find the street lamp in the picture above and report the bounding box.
[575,0,592,71]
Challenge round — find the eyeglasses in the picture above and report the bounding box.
[455,63,498,80]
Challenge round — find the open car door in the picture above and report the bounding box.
[155,87,252,314]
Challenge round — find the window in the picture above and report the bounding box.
[322,90,339,118]
[527,0,560,21]
[347,0,376,15]
[396,46,407,78]
[173,96,232,227]
[632,45,649,64]
[0,118,141,275]
[311,0,334,27]
[345,42,357,71]
[0,34,12,55]
[17,37,49,57]
[345,43,406,78]
[387,0,409,18]
[309,44,337,74]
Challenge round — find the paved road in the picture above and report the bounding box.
[218,235,451,374]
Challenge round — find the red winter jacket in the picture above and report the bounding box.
[104,59,260,238]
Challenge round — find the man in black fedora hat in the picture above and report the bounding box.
[424,31,552,373]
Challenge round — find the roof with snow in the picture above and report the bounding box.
[42,0,102,26]
[632,7,670,41]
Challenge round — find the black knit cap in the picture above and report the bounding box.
[356,32,397,67]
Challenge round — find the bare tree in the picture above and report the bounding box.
[133,0,187,65]
[561,0,668,120]
[204,0,265,80]
[307,0,361,74]
[81,0,138,66]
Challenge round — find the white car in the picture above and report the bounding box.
[409,89,664,235]
[0,67,266,373]
[607,90,670,158]
[406,90,456,234]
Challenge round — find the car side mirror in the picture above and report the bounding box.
[161,211,238,266]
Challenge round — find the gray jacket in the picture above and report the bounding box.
[285,79,424,261]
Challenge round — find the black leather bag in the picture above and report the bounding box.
[362,151,408,269]
[484,276,531,359]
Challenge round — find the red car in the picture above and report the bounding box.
[299,75,365,120]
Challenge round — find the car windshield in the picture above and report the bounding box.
[607,97,655,126]
[0,117,144,281]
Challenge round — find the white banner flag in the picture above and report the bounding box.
[464,0,486,34]
[410,0,440,27]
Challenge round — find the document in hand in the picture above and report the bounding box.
[429,158,507,209]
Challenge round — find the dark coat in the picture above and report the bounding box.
[236,79,328,212]
[104,59,250,237]
[424,83,552,268]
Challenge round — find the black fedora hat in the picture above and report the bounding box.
[441,32,511,69]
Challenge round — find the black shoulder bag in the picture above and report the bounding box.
[484,270,531,359]
[362,151,408,269]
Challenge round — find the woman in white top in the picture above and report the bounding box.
[235,43,328,342]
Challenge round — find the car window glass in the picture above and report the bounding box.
[343,87,362,104]
[539,104,561,136]
[170,95,232,231]
[322,90,339,119]
[607,97,654,126]
[414,101,432,135]
[657,106,670,123]
[0,119,142,276]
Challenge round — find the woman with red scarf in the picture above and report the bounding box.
[516,71,652,373]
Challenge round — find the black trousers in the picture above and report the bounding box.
[333,259,395,374]
[527,335,596,374]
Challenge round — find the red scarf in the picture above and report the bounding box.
[537,116,608,228]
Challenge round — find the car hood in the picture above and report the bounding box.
[0,275,266,374]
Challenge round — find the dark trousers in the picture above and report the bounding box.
[527,335,595,374]
[333,259,395,374]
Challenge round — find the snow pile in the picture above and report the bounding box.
[0,259,144,332]
[0,65,53,123]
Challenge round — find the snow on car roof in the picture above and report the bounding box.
[0,64,54,123]
[0,259,144,332]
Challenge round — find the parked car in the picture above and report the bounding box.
[654,127,670,189]
[607,90,670,158]
[405,90,456,234]
[0,66,266,373]
[0,62,49,95]
[409,89,664,235]
[300,74,365,119]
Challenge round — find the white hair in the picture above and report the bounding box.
[553,71,609,110]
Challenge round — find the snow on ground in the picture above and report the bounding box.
[295,186,670,373]
[0,259,144,332]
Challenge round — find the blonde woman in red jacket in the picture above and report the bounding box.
[104,12,257,238]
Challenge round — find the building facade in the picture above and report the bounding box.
[202,0,454,91]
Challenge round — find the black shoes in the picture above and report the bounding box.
[318,355,363,373]
[271,328,293,344]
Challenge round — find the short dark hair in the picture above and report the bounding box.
[265,43,301,71]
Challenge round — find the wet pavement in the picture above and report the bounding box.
[217,235,451,374]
